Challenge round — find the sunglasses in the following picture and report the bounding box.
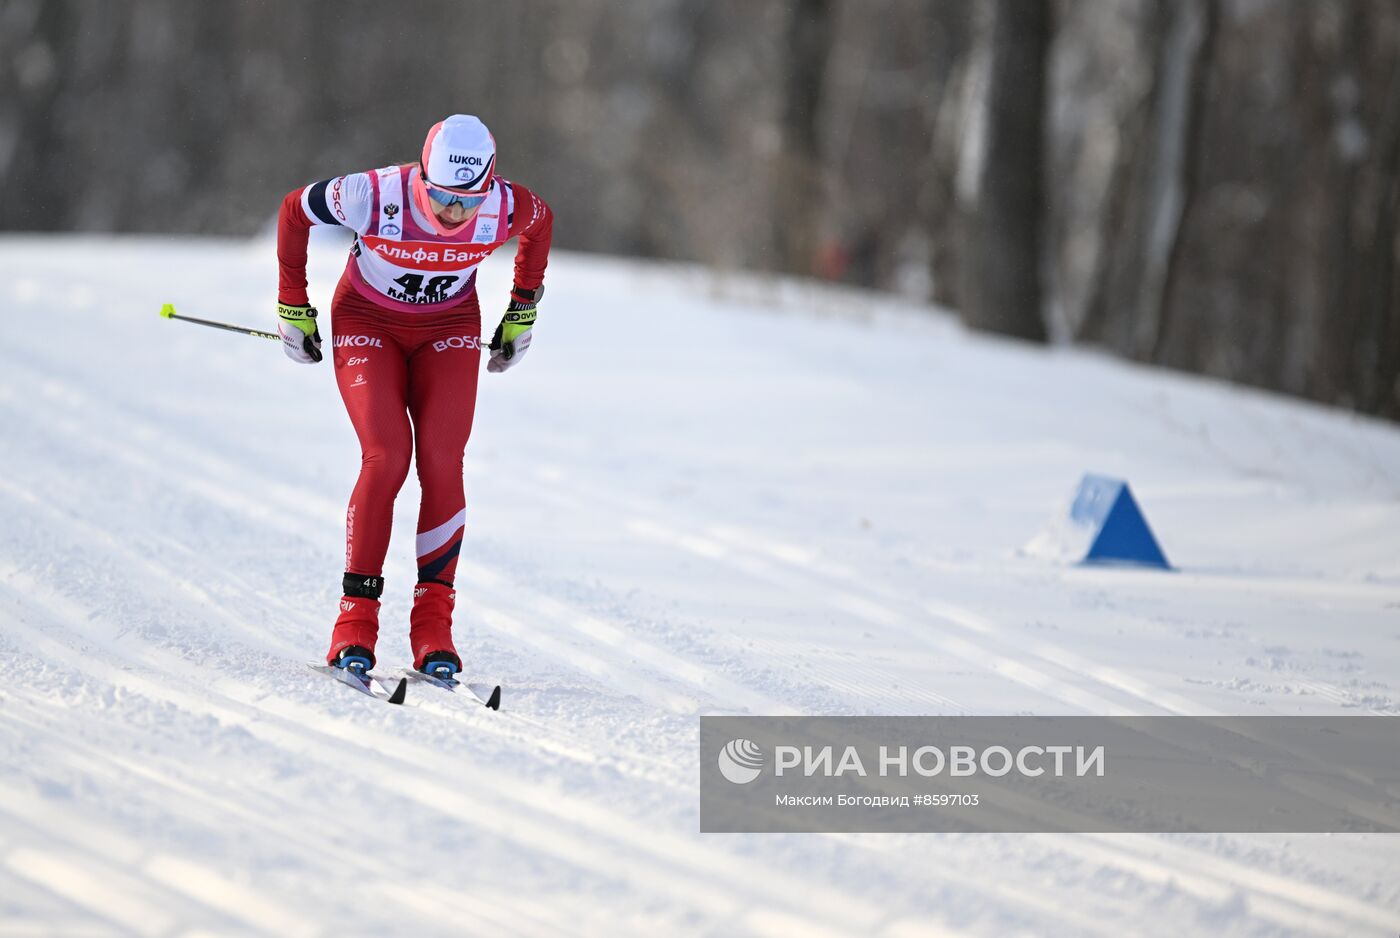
[426,186,489,210]
[422,170,489,210]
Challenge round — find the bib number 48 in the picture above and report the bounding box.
[393,273,459,301]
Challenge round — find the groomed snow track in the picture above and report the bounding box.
[2,235,1400,936]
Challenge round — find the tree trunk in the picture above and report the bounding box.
[774,0,836,276]
[960,0,1049,341]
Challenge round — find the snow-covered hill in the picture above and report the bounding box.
[2,233,1399,936]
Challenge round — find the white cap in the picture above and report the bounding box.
[421,115,496,191]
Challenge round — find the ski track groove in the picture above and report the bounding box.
[669,521,1400,812]
[0,572,949,937]
[4,844,188,937]
[531,470,1400,934]
[0,628,759,935]
[521,588,797,715]
[0,545,670,787]
[3,357,810,720]
[0,477,305,662]
[0,699,566,938]
[2,481,1400,935]
[624,515,1155,716]
[7,396,1396,936]
[0,863,126,937]
[0,529,1294,936]
[2,274,1398,934]
[738,637,964,715]
[13,357,810,726]
[0,423,739,792]
[649,538,1400,929]
[0,390,751,775]
[1039,832,1400,936]
[0,459,307,663]
[1054,560,1400,603]
[696,521,1206,716]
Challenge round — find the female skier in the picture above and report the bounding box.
[275,114,553,680]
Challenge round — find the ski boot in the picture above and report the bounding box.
[332,645,375,674]
[420,650,463,682]
[327,573,383,673]
[411,581,462,681]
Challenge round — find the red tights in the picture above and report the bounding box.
[330,279,481,586]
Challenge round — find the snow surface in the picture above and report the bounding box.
[2,232,1400,937]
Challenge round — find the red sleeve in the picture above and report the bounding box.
[277,189,313,307]
[505,183,553,293]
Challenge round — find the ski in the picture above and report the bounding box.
[308,663,408,705]
[401,668,502,711]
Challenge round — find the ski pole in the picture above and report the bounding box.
[158,303,280,341]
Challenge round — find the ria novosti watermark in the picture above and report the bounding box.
[699,716,1400,833]
[757,739,1105,779]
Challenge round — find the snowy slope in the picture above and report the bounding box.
[2,232,1400,937]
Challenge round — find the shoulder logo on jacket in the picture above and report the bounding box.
[331,177,347,221]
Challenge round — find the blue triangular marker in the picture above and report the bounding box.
[1069,475,1171,569]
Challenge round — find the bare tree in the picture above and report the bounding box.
[1072,0,1214,356]
[7,0,1400,419]
[960,0,1050,342]
[773,0,836,276]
